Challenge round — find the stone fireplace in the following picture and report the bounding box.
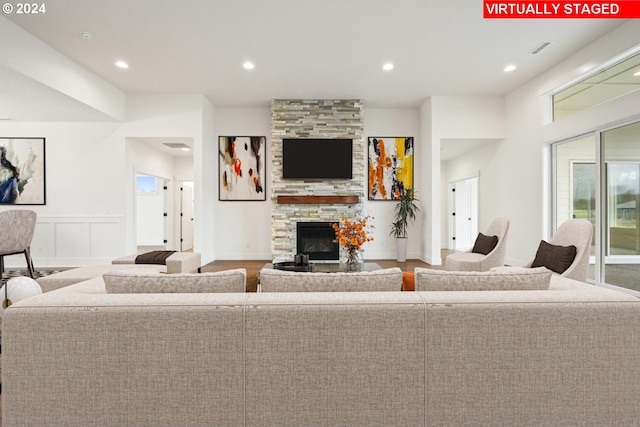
[296,222,339,261]
[271,99,365,261]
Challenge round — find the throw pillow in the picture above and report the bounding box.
[103,269,246,293]
[531,240,577,274]
[402,272,415,291]
[414,267,552,291]
[471,233,499,255]
[259,267,402,292]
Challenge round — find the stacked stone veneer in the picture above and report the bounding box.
[271,99,365,261]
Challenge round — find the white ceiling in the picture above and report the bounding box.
[4,0,626,110]
[2,1,630,160]
[131,137,194,158]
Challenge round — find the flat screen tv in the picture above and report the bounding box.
[282,138,353,179]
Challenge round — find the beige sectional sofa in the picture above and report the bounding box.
[3,268,640,427]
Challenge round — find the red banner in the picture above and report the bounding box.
[484,1,640,18]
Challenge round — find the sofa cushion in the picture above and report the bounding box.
[259,267,402,292]
[531,240,577,274]
[103,269,246,293]
[414,267,552,291]
[471,232,499,255]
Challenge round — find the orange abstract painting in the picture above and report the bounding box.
[367,137,413,200]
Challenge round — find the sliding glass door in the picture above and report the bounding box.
[553,121,640,291]
[553,135,596,283]
[602,122,640,291]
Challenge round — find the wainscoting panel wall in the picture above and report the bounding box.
[271,99,365,261]
[4,216,126,268]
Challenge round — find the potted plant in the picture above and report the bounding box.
[389,187,419,262]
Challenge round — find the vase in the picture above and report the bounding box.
[341,246,364,271]
[396,237,408,262]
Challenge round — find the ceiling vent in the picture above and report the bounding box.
[162,142,191,149]
[530,41,551,55]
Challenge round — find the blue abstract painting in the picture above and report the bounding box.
[0,138,46,205]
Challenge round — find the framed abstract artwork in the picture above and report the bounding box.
[0,137,46,205]
[219,136,266,201]
[368,137,414,200]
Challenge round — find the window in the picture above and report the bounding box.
[553,51,640,121]
[136,174,157,194]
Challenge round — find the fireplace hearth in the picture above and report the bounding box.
[296,222,339,261]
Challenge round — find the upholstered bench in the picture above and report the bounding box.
[112,251,201,274]
[36,264,165,293]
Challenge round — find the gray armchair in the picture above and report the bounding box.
[445,217,510,272]
[0,209,37,278]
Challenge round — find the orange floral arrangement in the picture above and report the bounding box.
[332,215,374,265]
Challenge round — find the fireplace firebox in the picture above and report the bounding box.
[296,222,339,261]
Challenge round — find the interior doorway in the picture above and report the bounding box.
[449,177,478,250]
[180,181,195,251]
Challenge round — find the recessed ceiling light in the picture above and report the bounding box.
[382,62,394,71]
[80,31,94,41]
[115,60,129,69]
[504,64,517,72]
[634,70,640,77]
[243,61,255,70]
[181,147,191,152]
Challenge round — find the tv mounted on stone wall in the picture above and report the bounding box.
[282,138,352,179]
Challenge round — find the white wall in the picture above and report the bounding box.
[0,121,125,267]
[418,96,506,264]
[501,20,640,266]
[213,107,272,259]
[206,106,424,261]
[193,97,217,264]
[442,140,503,247]
[122,94,212,261]
[363,108,421,259]
[1,94,208,267]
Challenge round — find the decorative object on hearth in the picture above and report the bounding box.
[219,136,266,201]
[1,275,42,316]
[389,187,419,262]
[367,137,413,201]
[332,214,374,270]
[0,137,46,205]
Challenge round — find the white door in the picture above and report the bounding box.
[180,182,194,251]
[135,174,166,250]
[450,177,478,250]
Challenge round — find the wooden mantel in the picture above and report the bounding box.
[276,194,360,205]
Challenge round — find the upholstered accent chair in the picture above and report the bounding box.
[525,218,593,282]
[445,217,510,272]
[0,209,37,278]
